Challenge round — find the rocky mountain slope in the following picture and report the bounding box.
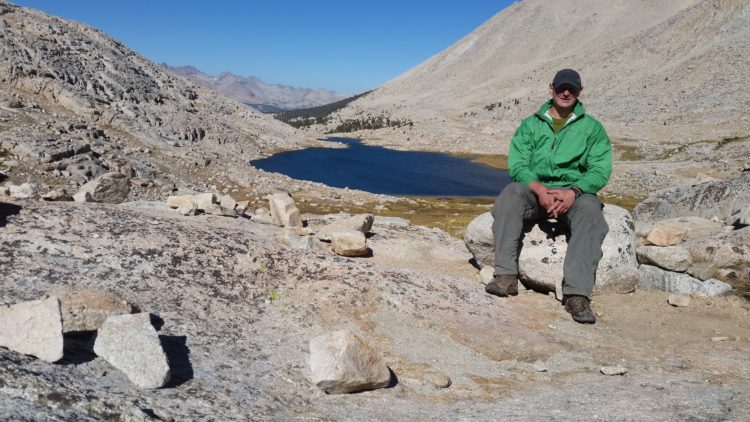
[316,0,750,196]
[0,0,340,204]
[164,65,350,112]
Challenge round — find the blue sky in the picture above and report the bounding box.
[14,1,514,94]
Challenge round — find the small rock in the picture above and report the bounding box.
[667,294,691,307]
[41,188,72,201]
[9,182,38,199]
[309,330,391,394]
[428,373,452,389]
[600,365,628,376]
[73,172,129,203]
[219,194,238,211]
[0,297,64,363]
[50,286,137,332]
[330,230,369,257]
[317,214,374,240]
[532,360,548,372]
[710,336,730,342]
[93,313,171,388]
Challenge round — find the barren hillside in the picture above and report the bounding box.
[320,0,750,181]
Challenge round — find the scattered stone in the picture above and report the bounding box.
[648,217,724,247]
[667,294,691,307]
[268,192,302,227]
[219,194,238,211]
[73,172,129,203]
[50,286,137,332]
[428,373,452,389]
[203,202,235,217]
[600,365,628,376]
[638,265,732,297]
[167,195,198,216]
[93,313,171,388]
[330,230,369,257]
[0,297,64,363]
[532,360,548,372]
[636,245,692,272]
[710,336,730,342]
[309,330,391,394]
[8,182,38,199]
[317,214,375,240]
[41,188,72,201]
[465,205,638,298]
[187,192,217,210]
[236,200,249,216]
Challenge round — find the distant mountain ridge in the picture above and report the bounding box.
[163,64,350,112]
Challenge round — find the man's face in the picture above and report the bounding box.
[548,83,581,110]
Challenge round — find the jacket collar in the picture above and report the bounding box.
[535,99,586,122]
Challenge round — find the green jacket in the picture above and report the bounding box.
[508,100,612,194]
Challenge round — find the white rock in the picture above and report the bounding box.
[73,172,129,203]
[219,194,238,211]
[0,297,63,362]
[464,205,638,298]
[637,265,732,297]
[41,188,72,201]
[185,192,217,211]
[636,245,692,272]
[330,230,369,257]
[309,330,391,394]
[600,365,628,376]
[9,182,38,199]
[93,313,171,388]
[268,192,302,227]
[532,360,548,372]
[667,294,691,307]
[277,229,324,251]
[317,214,375,240]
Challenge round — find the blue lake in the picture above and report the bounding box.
[250,138,509,196]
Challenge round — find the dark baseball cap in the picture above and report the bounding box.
[552,69,582,90]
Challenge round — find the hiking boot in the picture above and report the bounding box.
[563,295,596,324]
[485,274,518,297]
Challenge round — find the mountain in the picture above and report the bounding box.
[163,65,350,111]
[324,0,750,160]
[0,0,322,201]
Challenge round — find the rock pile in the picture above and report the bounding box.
[0,292,170,389]
[632,171,749,296]
[167,192,248,217]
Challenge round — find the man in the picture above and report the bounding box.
[486,69,612,324]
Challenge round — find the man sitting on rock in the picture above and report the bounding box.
[486,69,612,324]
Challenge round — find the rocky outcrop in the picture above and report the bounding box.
[637,265,732,297]
[93,313,171,388]
[464,205,638,297]
[315,213,374,241]
[0,297,63,363]
[309,330,391,394]
[634,173,750,225]
[73,172,130,203]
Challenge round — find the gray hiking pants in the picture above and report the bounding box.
[491,183,609,298]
